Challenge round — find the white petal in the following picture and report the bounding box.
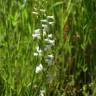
[48,54,54,59]
[34,52,38,56]
[40,19,48,24]
[34,29,41,34]
[47,16,54,20]
[35,64,43,73]
[48,34,53,38]
[32,33,40,39]
[32,12,38,15]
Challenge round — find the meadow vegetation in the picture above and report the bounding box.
[0,0,96,96]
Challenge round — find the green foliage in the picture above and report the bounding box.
[0,0,96,95]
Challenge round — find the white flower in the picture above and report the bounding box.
[36,46,42,56]
[32,33,40,39]
[45,54,54,65]
[40,19,48,24]
[36,46,42,53]
[44,38,49,42]
[48,34,53,38]
[43,29,47,36]
[44,38,55,45]
[47,16,55,26]
[48,21,54,25]
[40,9,46,13]
[47,16,54,20]
[39,90,45,96]
[48,54,54,59]
[48,40,55,45]
[34,29,41,34]
[35,64,43,73]
[33,52,38,56]
[42,24,48,28]
[42,24,49,32]
[32,11,38,15]
[32,29,41,39]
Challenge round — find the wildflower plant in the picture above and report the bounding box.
[32,15,55,71]
[31,14,56,95]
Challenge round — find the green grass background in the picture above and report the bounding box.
[0,0,96,95]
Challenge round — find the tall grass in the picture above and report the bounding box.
[0,0,96,95]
